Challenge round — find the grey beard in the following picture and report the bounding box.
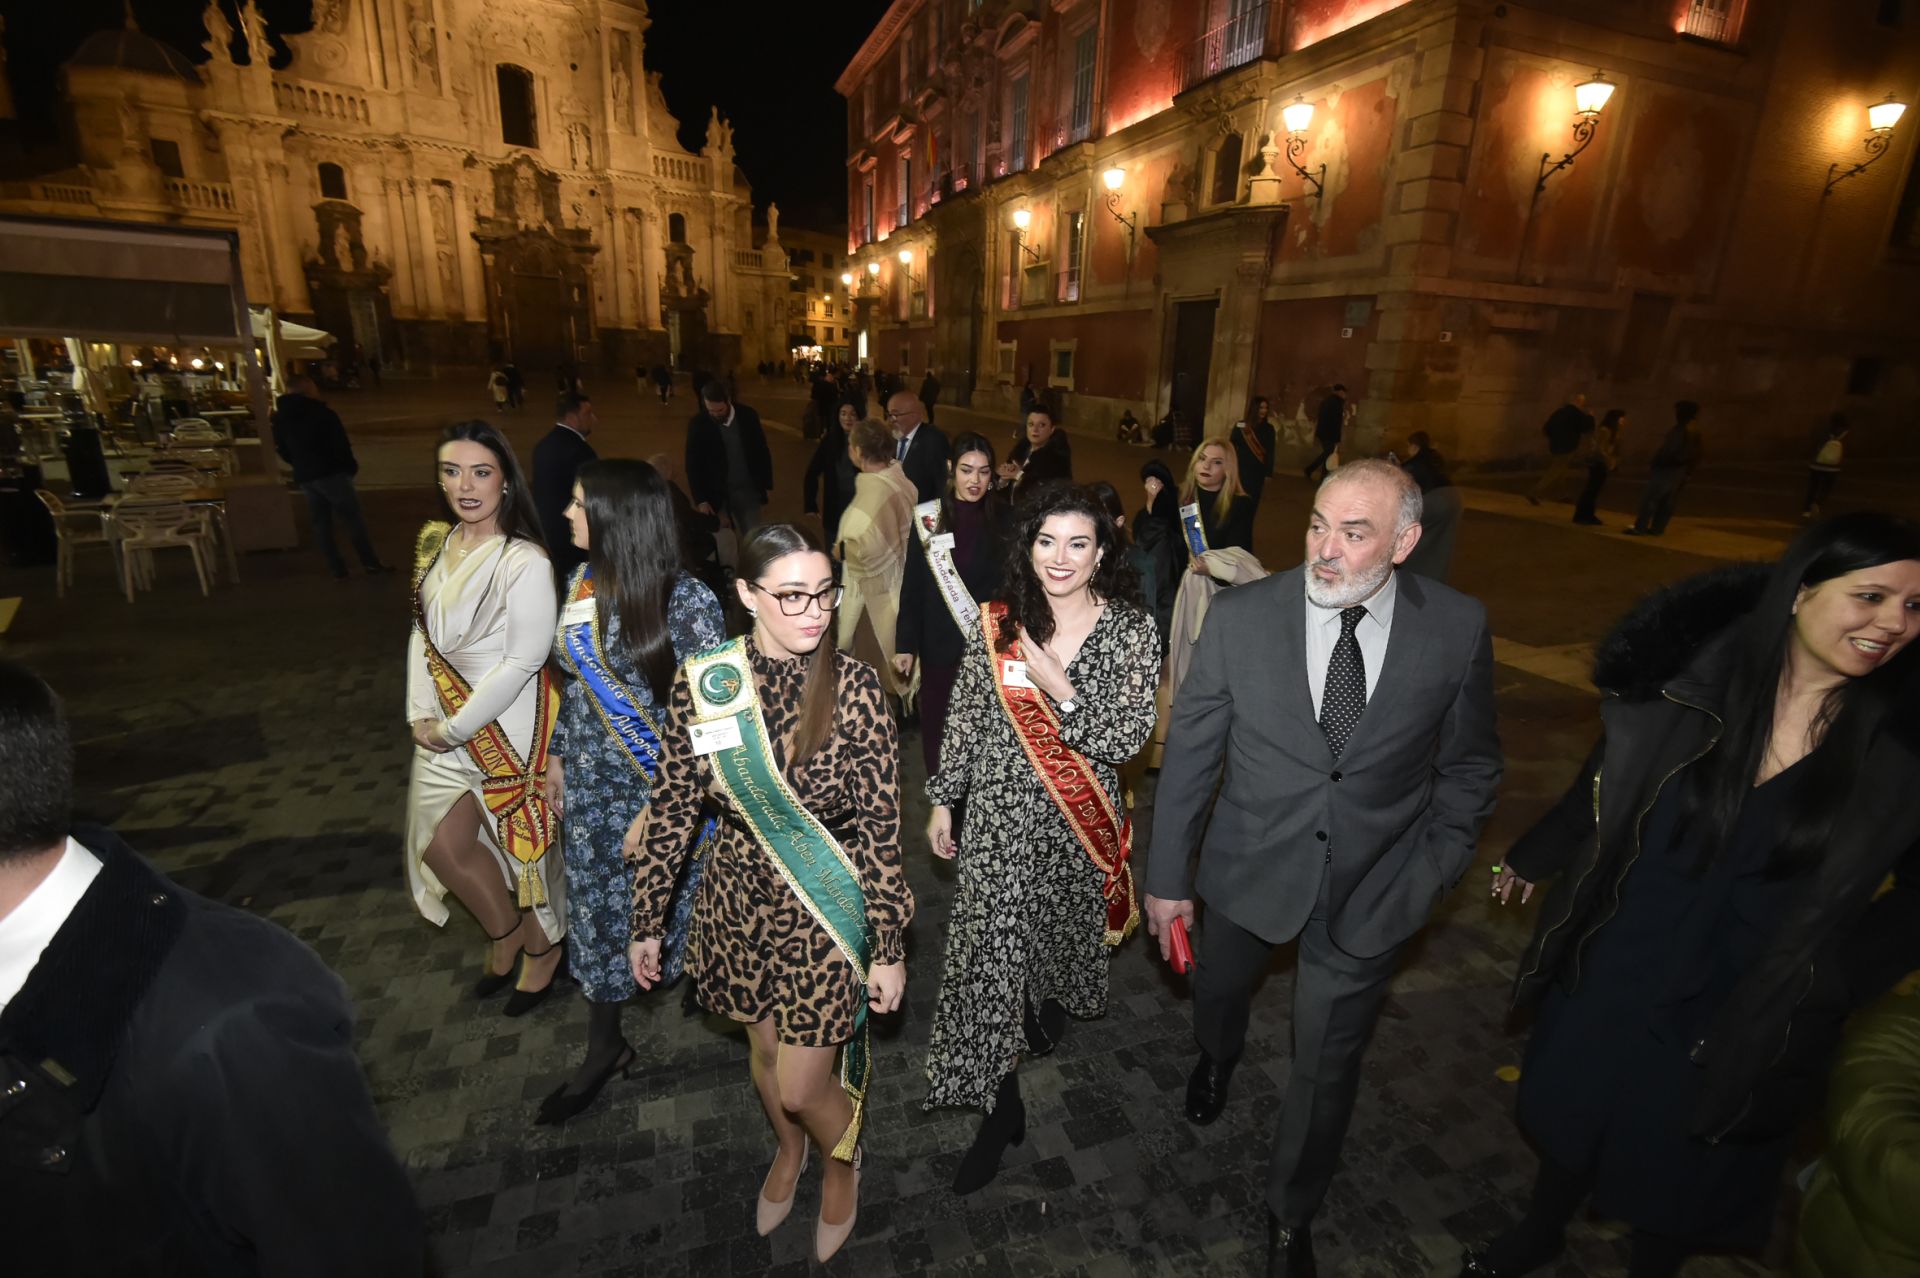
[1305,557,1393,609]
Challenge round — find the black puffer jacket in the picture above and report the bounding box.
[1505,565,1920,1143]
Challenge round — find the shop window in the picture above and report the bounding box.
[497,65,538,148]
[317,162,348,200]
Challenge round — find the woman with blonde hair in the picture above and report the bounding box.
[834,417,917,695]
[1177,437,1256,571]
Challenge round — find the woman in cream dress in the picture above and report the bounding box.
[406,420,566,1014]
[833,417,917,696]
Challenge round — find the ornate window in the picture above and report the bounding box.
[1209,133,1244,206]
[497,65,538,148]
[317,162,348,200]
[668,212,687,244]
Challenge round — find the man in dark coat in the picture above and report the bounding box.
[886,389,952,503]
[271,374,390,578]
[1146,461,1501,1277]
[532,390,598,576]
[1304,383,1348,482]
[918,368,942,424]
[0,661,425,1275]
[1528,391,1594,505]
[685,382,773,533]
[503,362,523,408]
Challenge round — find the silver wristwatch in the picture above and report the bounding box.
[1057,697,1079,715]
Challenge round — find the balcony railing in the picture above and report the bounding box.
[164,179,236,213]
[1175,2,1274,95]
[1677,0,1746,44]
[652,154,709,184]
[273,79,371,125]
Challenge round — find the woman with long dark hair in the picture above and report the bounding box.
[925,485,1161,1193]
[1466,513,1920,1278]
[803,400,862,543]
[1132,459,1183,654]
[629,524,912,1263]
[405,420,565,1015]
[896,431,1009,775]
[538,459,725,1124]
[997,405,1072,501]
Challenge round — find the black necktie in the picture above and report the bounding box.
[1319,606,1368,759]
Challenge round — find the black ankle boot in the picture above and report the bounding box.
[1022,998,1067,1057]
[952,1071,1026,1195]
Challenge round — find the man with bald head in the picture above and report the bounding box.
[1145,459,1501,1276]
[885,389,950,503]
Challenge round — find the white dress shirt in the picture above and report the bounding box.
[0,836,102,1015]
[1305,570,1398,717]
[895,423,921,460]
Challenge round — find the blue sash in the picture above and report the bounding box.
[1178,501,1209,558]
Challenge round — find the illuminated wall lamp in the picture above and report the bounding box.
[1535,71,1615,197]
[896,247,920,287]
[1824,94,1908,196]
[1280,97,1326,198]
[1011,206,1041,261]
[1101,166,1138,249]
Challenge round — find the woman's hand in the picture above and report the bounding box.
[544,757,564,818]
[1143,475,1164,505]
[928,805,957,860]
[891,653,915,681]
[411,718,452,753]
[1188,556,1211,576]
[621,808,649,862]
[1018,627,1075,702]
[996,461,1021,482]
[629,939,663,989]
[1491,864,1536,906]
[867,962,906,1014]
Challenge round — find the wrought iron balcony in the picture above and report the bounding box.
[1175,2,1274,96]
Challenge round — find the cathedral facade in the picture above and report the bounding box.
[3,0,793,377]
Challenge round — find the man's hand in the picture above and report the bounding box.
[1143,894,1196,963]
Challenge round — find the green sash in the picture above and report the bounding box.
[683,638,872,1161]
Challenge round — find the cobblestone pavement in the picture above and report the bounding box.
[0,375,1842,1276]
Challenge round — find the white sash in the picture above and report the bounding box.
[912,499,980,632]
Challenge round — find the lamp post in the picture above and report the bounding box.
[1011,206,1042,262]
[1280,97,1326,198]
[1535,71,1615,195]
[1824,94,1909,196]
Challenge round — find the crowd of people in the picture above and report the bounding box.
[4,364,1916,1278]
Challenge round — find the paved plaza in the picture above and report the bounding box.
[6,375,1878,1276]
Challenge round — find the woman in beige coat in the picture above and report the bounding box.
[833,418,916,696]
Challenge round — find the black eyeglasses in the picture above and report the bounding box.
[750,582,844,615]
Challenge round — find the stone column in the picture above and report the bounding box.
[637,208,662,331]
[452,179,486,321]
[1205,207,1287,436]
[262,157,312,314]
[382,175,418,314]
[411,178,446,316]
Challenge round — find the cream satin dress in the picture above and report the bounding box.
[834,462,916,695]
[404,532,565,942]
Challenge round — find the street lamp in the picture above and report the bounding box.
[841,271,853,287]
[896,247,920,287]
[866,260,880,277]
[1825,93,1909,196]
[1536,70,1615,195]
[1101,166,1138,250]
[1011,206,1041,261]
[1280,96,1326,199]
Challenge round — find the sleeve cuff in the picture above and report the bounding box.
[871,928,905,966]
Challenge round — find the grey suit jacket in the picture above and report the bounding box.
[1145,566,1501,958]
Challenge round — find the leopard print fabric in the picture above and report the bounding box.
[632,639,911,1047]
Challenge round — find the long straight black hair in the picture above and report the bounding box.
[940,431,1000,530]
[578,459,682,702]
[1683,511,1920,876]
[738,523,839,764]
[436,420,546,549]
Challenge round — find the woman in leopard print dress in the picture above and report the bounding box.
[925,484,1161,1194]
[630,524,911,1264]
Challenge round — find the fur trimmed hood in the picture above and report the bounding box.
[1591,563,1771,701]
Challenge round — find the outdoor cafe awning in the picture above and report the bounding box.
[0,215,250,346]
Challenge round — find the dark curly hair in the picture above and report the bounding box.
[994,482,1142,654]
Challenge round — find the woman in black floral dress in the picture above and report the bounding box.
[541,460,724,1124]
[925,484,1161,1193]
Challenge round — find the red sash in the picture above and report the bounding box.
[413,522,560,906]
[981,602,1139,945]
[1239,419,1269,465]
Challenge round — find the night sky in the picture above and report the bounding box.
[3,0,889,231]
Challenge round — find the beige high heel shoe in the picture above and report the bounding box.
[755,1142,809,1236]
[814,1145,862,1263]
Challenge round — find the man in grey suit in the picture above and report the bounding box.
[1145,460,1501,1277]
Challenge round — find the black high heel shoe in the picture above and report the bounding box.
[474,925,524,999]
[952,1072,1026,1194]
[533,1043,635,1125]
[504,943,566,1017]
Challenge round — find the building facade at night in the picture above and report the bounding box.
[837,0,1920,463]
[777,221,857,363]
[0,1,794,377]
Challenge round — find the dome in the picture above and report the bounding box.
[67,27,201,83]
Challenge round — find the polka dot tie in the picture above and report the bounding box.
[1319,606,1368,760]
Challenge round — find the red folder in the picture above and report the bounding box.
[1169,916,1194,974]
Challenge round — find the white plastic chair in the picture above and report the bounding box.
[108,500,215,601]
[35,489,118,598]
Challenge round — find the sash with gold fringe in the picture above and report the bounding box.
[912,499,981,635]
[683,638,872,1161]
[413,521,559,907]
[980,602,1139,945]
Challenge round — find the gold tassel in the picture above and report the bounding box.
[831,1095,864,1163]
[517,861,547,909]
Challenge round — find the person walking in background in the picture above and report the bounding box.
[1304,383,1348,483]
[1624,401,1704,538]
[1472,515,1920,1278]
[834,419,917,698]
[896,431,1009,775]
[919,367,943,425]
[271,374,391,579]
[540,460,725,1126]
[629,525,912,1264]
[926,484,1161,1194]
[805,400,863,544]
[1802,413,1849,519]
[532,391,599,578]
[1572,410,1624,527]
[685,382,774,535]
[366,354,382,388]
[504,362,524,409]
[1400,431,1461,582]
[652,363,674,406]
[1132,459,1185,656]
[1528,393,1594,506]
[406,422,565,1019]
[1232,395,1278,512]
[488,367,510,412]
[0,661,428,1276]
[887,389,951,504]
[999,405,1073,502]
[1146,460,1501,1277]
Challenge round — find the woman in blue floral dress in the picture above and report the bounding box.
[539,459,724,1124]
